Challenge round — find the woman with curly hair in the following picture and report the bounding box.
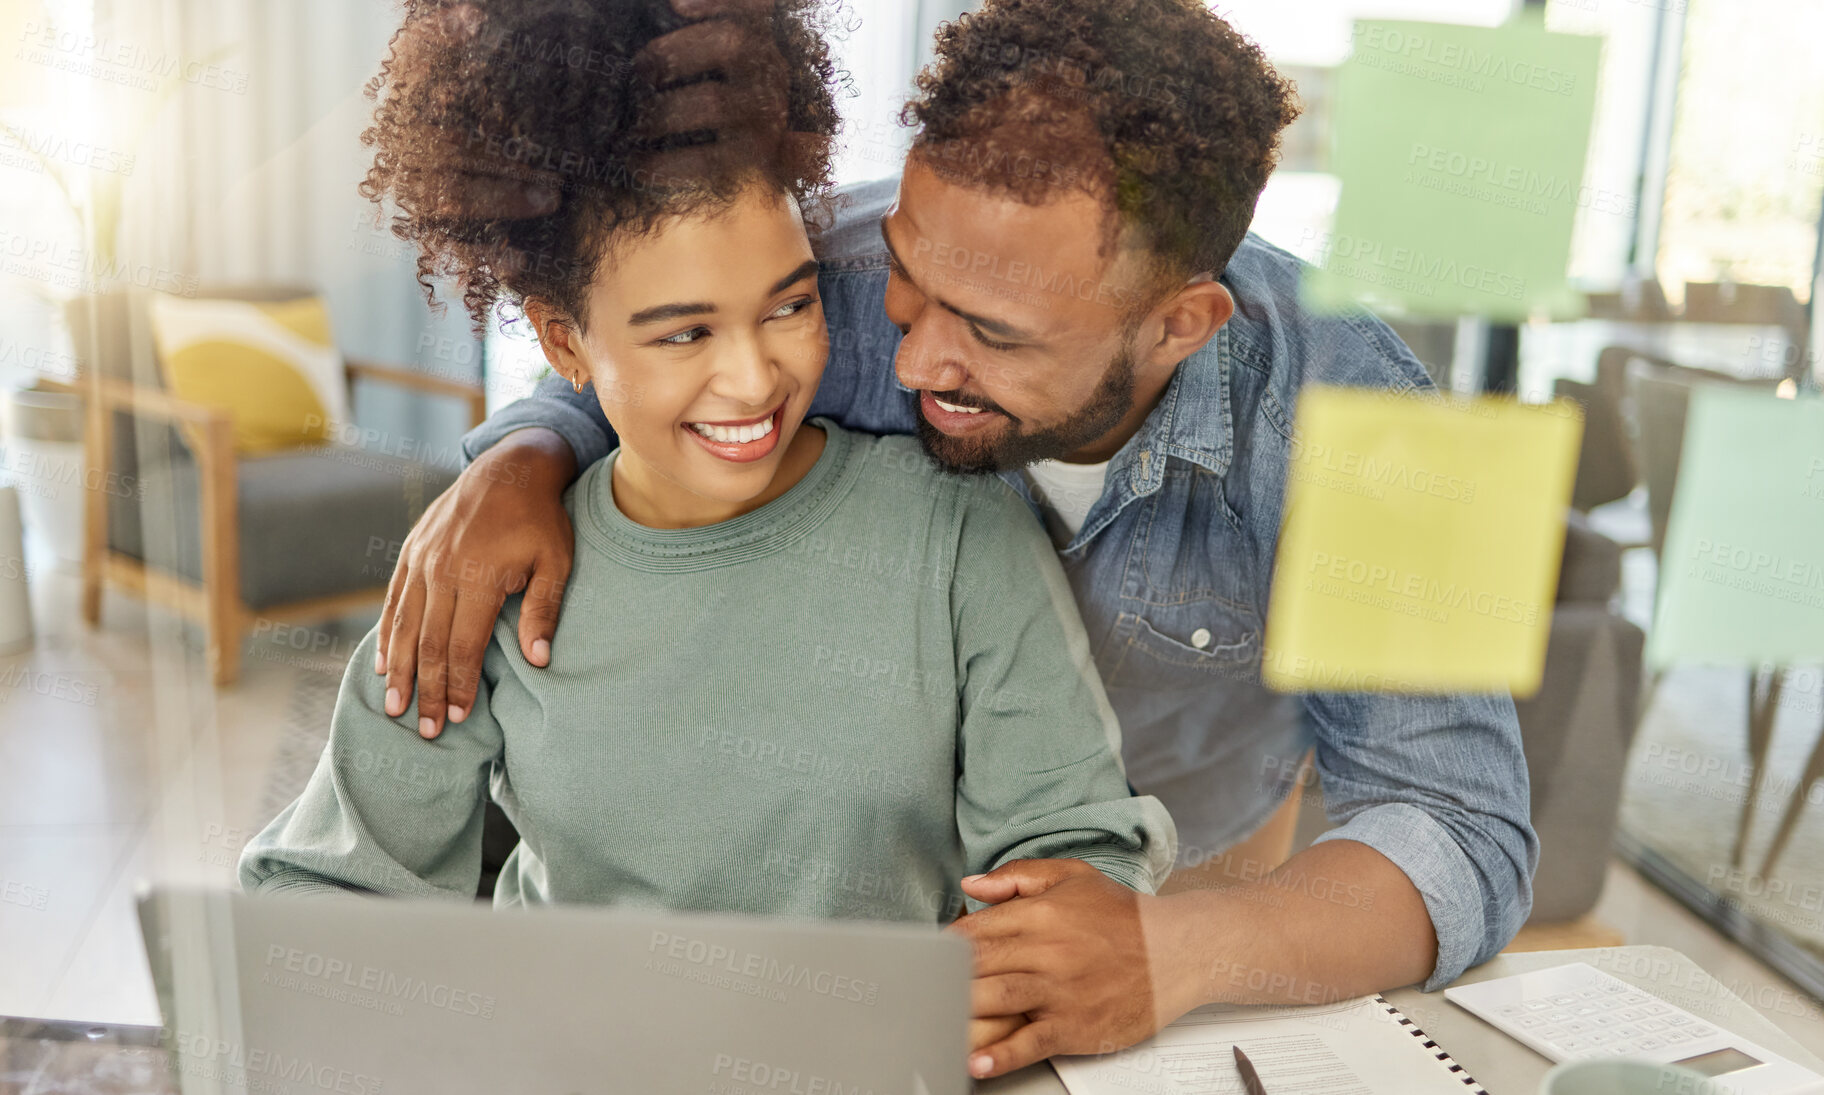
[240,0,1173,932]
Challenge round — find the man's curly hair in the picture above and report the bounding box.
[360,0,842,332]
[904,0,1300,285]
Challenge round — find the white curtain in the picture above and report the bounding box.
[98,0,481,445]
[828,0,972,186]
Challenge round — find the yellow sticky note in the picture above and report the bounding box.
[1263,388,1583,696]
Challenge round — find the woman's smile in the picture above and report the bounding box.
[682,402,788,463]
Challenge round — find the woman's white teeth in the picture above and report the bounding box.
[934,397,985,415]
[690,415,775,444]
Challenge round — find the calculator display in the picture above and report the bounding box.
[1675,1047,1764,1077]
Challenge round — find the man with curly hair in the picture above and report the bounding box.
[378,0,1537,1078]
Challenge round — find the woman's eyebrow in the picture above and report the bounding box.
[628,300,715,326]
[769,258,821,295]
[627,259,821,326]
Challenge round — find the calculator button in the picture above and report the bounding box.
[1618,992,1652,1007]
[1592,1014,1618,1028]
[1666,1015,1690,1027]
[1616,1008,1645,1022]
[1518,1015,1547,1030]
[1547,994,1579,1006]
[1558,1036,1588,1052]
[1638,1018,1668,1032]
[1688,1024,1716,1038]
[1642,1002,1672,1017]
[1523,1000,1554,1012]
[1637,1036,1666,1051]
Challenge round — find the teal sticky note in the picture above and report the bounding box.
[1647,389,1824,667]
[1303,14,1601,321]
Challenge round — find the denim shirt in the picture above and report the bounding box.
[462,177,1537,990]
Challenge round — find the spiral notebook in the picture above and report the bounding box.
[1051,993,1485,1094]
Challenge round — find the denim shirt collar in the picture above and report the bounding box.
[1132,322,1235,486]
[997,320,1235,552]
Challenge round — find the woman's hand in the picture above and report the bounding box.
[378,428,577,739]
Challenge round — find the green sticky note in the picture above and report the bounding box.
[1647,390,1824,667]
[1303,15,1601,321]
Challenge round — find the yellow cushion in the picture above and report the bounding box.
[148,295,350,453]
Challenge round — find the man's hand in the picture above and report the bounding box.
[969,1016,1025,1057]
[950,844,1443,1079]
[948,860,1203,1080]
[633,0,804,183]
[377,428,576,739]
[395,0,798,223]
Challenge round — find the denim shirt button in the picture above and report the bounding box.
[1190,627,1213,650]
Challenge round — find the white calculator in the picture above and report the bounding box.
[1445,962,1824,1094]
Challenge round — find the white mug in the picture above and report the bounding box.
[1542,1058,1724,1095]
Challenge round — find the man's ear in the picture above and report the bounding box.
[1144,277,1234,371]
[523,299,587,386]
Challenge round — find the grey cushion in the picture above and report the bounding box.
[114,444,455,609]
[1557,511,1623,605]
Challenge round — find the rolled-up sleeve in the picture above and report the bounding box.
[1305,689,1538,990]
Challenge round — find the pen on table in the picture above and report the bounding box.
[1232,1045,1268,1095]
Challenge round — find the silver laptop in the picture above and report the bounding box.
[137,887,970,1095]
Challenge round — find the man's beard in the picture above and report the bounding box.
[912,345,1138,475]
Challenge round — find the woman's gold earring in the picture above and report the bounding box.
[571,375,583,394]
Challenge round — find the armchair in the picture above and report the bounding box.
[66,286,484,685]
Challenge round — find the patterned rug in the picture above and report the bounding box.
[254,671,343,827]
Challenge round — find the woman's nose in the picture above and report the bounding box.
[714,344,782,408]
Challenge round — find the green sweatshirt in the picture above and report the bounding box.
[241,419,1176,921]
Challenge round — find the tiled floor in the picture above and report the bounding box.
[2,554,1821,1057]
[0,560,324,1026]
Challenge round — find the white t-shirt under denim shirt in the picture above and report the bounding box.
[1022,457,1113,544]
